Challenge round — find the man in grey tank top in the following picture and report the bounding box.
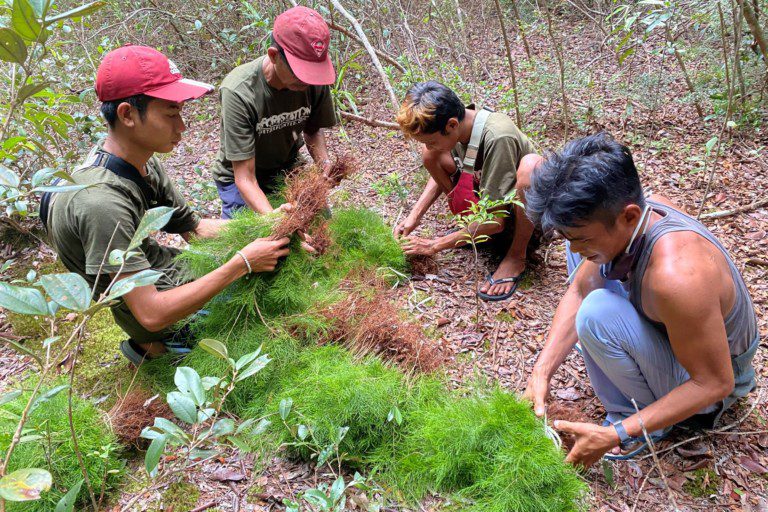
[522,133,759,467]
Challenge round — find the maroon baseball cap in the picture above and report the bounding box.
[273,6,335,86]
[96,45,214,102]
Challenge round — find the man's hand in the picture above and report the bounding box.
[523,372,551,417]
[401,236,436,256]
[555,420,619,468]
[298,230,317,254]
[239,237,290,273]
[394,216,419,237]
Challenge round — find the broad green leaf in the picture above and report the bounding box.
[44,0,105,24]
[235,354,270,382]
[0,282,49,315]
[0,164,21,188]
[17,81,49,102]
[330,475,345,503]
[106,270,162,300]
[210,418,234,437]
[127,206,175,251]
[174,366,205,406]
[234,346,262,370]
[42,336,60,347]
[29,384,68,413]
[189,448,217,461]
[54,479,82,512]
[279,397,292,420]
[31,167,56,188]
[167,391,197,424]
[12,0,43,42]
[39,273,91,311]
[152,417,186,439]
[0,468,52,501]
[0,28,27,64]
[303,489,330,508]
[145,434,167,477]
[0,390,22,407]
[31,184,90,193]
[297,424,308,440]
[199,338,228,360]
[705,136,718,156]
[336,426,349,443]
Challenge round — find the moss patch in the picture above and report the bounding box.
[683,468,720,498]
[151,481,200,511]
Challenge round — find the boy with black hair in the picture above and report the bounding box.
[46,45,291,365]
[523,132,758,466]
[395,81,542,300]
[212,6,338,219]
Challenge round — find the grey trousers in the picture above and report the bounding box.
[565,246,718,428]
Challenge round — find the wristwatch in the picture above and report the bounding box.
[613,420,631,444]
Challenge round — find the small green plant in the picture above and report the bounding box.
[140,340,273,478]
[452,190,521,324]
[283,473,380,512]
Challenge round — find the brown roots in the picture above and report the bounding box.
[316,273,443,372]
[107,388,174,448]
[407,254,439,276]
[271,154,356,240]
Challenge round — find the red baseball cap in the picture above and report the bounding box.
[96,45,214,102]
[273,6,335,86]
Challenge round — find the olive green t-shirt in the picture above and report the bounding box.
[212,56,337,189]
[46,144,200,343]
[452,107,535,201]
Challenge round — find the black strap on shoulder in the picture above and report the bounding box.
[40,150,160,230]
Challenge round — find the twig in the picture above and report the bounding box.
[330,0,400,112]
[339,111,399,129]
[700,196,768,219]
[492,0,523,128]
[630,398,679,511]
[326,20,404,72]
[190,502,218,512]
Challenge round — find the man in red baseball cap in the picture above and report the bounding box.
[44,45,291,365]
[211,6,338,219]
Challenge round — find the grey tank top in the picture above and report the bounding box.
[624,201,757,356]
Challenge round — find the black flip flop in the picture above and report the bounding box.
[477,270,526,302]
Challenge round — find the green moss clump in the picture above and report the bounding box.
[683,468,720,498]
[0,381,125,512]
[152,481,200,511]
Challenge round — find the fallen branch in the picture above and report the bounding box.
[700,196,768,219]
[339,110,399,129]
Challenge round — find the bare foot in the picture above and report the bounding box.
[478,257,526,296]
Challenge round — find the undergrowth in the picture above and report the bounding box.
[0,381,124,511]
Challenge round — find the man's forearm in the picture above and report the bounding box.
[236,177,273,214]
[304,129,330,165]
[431,219,502,252]
[533,286,582,379]
[192,218,229,239]
[407,178,443,222]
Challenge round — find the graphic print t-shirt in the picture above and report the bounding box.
[212,56,337,187]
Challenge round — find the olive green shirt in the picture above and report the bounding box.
[212,56,337,189]
[452,106,535,201]
[46,144,200,342]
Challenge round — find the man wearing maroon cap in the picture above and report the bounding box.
[212,6,338,218]
[45,45,291,365]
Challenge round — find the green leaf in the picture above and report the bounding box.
[235,354,270,382]
[234,346,262,370]
[31,167,56,188]
[145,434,167,477]
[174,366,205,406]
[41,336,60,347]
[54,479,83,512]
[0,390,22,407]
[297,424,309,440]
[167,391,197,424]
[210,418,234,437]
[189,448,217,461]
[105,269,162,300]
[0,468,52,501]
[127,206,175,251]
[29,384,68,413]
[602,459,615,488]
[30,184,90,193]
[152,417,186,439]
[43,0,105,25]
[0,164,21,188]
[279,397,293,421]
[39,273,91,311]
[12,0,43,42]
[303,489,330,508]
[198,338,228,360]
[17,81,49,102]
[0,282,49,315]
[330,475,345,503]
[705,136,719,156]
[0,28,27,64]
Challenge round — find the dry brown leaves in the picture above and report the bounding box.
[271,154,356,240]
[316,272,443,372]
[407,254,439,276]
[107,388,174,447]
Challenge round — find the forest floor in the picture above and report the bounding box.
[1,11,767,512]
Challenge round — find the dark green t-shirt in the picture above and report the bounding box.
[212,56,337,187]
[452,107,535,201]
[46,144,200,343]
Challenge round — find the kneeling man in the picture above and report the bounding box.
[524,133,759,466]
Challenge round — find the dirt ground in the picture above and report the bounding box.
[1,10,767,512]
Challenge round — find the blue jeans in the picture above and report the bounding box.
[215,181,247,220]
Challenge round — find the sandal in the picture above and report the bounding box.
[477,270,526,302]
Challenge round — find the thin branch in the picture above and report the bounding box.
[339,110,400,129]
[326,19,405,72]
[493,0,523,128]
[700,195,768,219]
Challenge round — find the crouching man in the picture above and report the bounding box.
[394,81,542,301]
[45,45,290,365]
[523,133,759,466]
